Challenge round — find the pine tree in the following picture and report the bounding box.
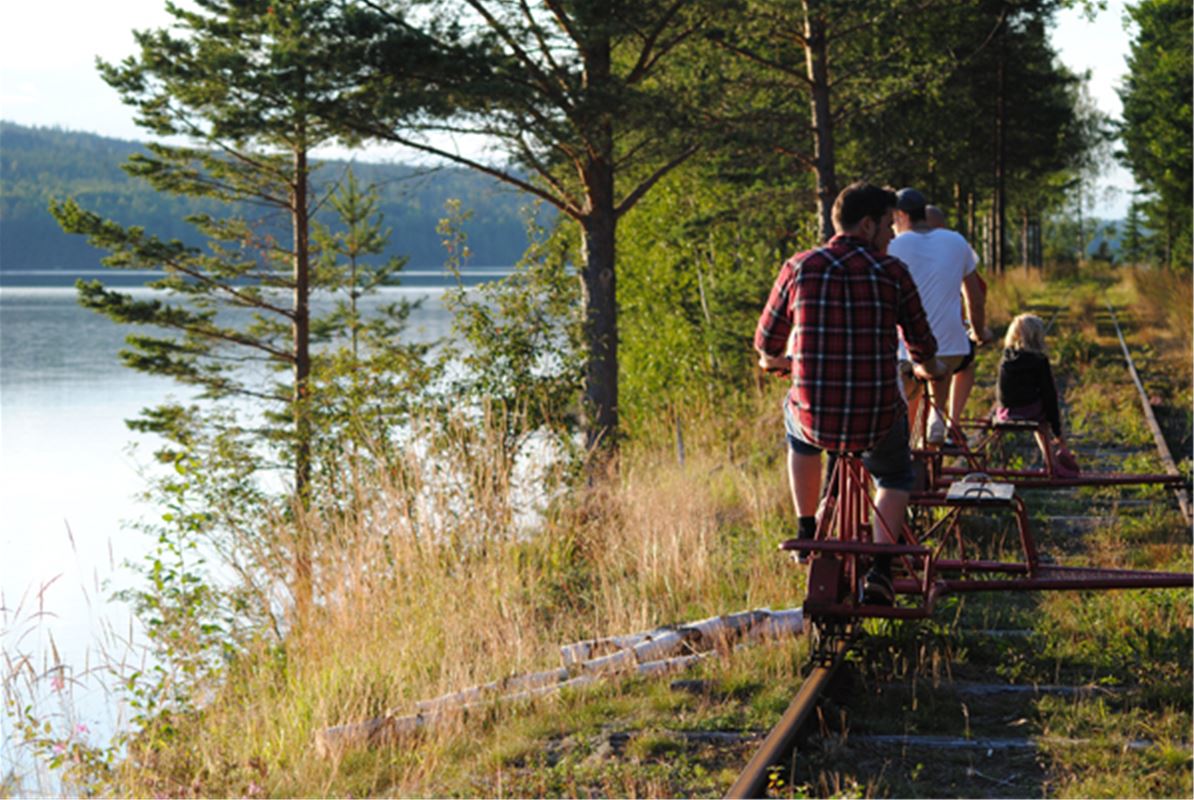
[707,0,960,241]
[51,0,438,613]
[341,0,715,458]
[1120,197,1148,267]
[309,169,433,480]
[1117,0,1193,269]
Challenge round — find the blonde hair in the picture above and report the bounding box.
[1004,313,1047,353]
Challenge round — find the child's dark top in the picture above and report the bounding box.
[997,348,1061,437]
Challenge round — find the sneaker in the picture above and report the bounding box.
[926,411,947,446]
[792,532,814,565]
[1052,448,1081,478]
[862,570,895,606]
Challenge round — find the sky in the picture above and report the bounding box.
[1,0,1139,217]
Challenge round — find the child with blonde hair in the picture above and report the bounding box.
[995,313,1079,476]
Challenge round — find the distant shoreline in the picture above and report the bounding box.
[0,267,515,290]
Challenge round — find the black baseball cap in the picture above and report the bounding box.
[896,187,926,213]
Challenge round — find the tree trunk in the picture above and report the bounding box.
[579,26,619,460]
[984,205,994,268]
[292,143,312,613]
[1076,194,1085,264]
[1020,208,1029,268]
[992,14,1007,274]
[803,2,837,242]
[953,182,964,233]
[581,195,618,457]
[1033,211,1043,268]
[967,189,976,248]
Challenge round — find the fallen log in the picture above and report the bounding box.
[415,667,572,713]
[559,628,670,665]
[314,652,714,757]
[315,606,805,757]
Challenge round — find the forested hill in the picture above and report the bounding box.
[0,121,545,270]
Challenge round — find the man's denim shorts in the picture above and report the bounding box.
[784,401,916,491]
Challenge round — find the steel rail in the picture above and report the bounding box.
[1104,301,1192,523]
[724,635,850,799]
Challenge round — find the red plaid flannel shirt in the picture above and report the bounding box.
[754,234,937,452]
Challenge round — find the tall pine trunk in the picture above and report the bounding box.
[992,13,1007,274]
[953,182,964,233]
[967,189,977,247]
[1020,208,1029,268]
[804,2,837,243]
[292,142,313,614]
[580,29,619,459]
[581,167,618,457]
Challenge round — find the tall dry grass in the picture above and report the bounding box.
[1122,267,1194,375]
[96,391,798,796]
[982,266,1048,331]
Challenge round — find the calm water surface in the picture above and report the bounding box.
[0,271,479,788]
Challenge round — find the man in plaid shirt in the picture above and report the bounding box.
[754,181,941,604]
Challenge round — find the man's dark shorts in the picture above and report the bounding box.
[784,402,916,491]
[955,339,976,372]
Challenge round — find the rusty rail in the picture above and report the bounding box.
[1104,301,1192,523]
[724,634,850,798]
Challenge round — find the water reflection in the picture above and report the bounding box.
[0,276,471,791]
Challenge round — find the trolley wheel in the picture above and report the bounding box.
[808,618,855,667]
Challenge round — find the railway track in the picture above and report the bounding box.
[725,636,852,798]
[723,300,1192,797]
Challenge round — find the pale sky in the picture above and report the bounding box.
[1,0,1138,216]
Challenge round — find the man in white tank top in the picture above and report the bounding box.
[888,188,987,445]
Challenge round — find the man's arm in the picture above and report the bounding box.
[754,259,796,365]
[893,262,939,366]
[961,271,989,343]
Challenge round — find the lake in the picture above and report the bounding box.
[0,268,503,791]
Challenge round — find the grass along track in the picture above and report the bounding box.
[121,275,1181,799]
[433,295,1189,799]
[470,297,1189,799]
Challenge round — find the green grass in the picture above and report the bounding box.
[7,268,1191,798]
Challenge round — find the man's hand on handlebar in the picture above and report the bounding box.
[969,325,994,345]
[912,356,948,381]
[758,353,792,375]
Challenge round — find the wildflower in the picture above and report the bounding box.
[50,673,65,692]
[74,723,89,736]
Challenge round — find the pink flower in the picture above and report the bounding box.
[52,742,67,756]
[74,723,89,736]
[50,674,65,692]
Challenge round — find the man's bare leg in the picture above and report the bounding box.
[787,449,822,517]
[903,373,924,446]
[864,486,909,604]
[873,487,908,544]
[926,375,951,443]
[949,362,977,424]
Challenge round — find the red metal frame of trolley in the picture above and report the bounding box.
[912,401,1187,491]
[782,454,1194,630]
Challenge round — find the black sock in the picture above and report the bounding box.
[874,554,892,577]
[798,515,816,539]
